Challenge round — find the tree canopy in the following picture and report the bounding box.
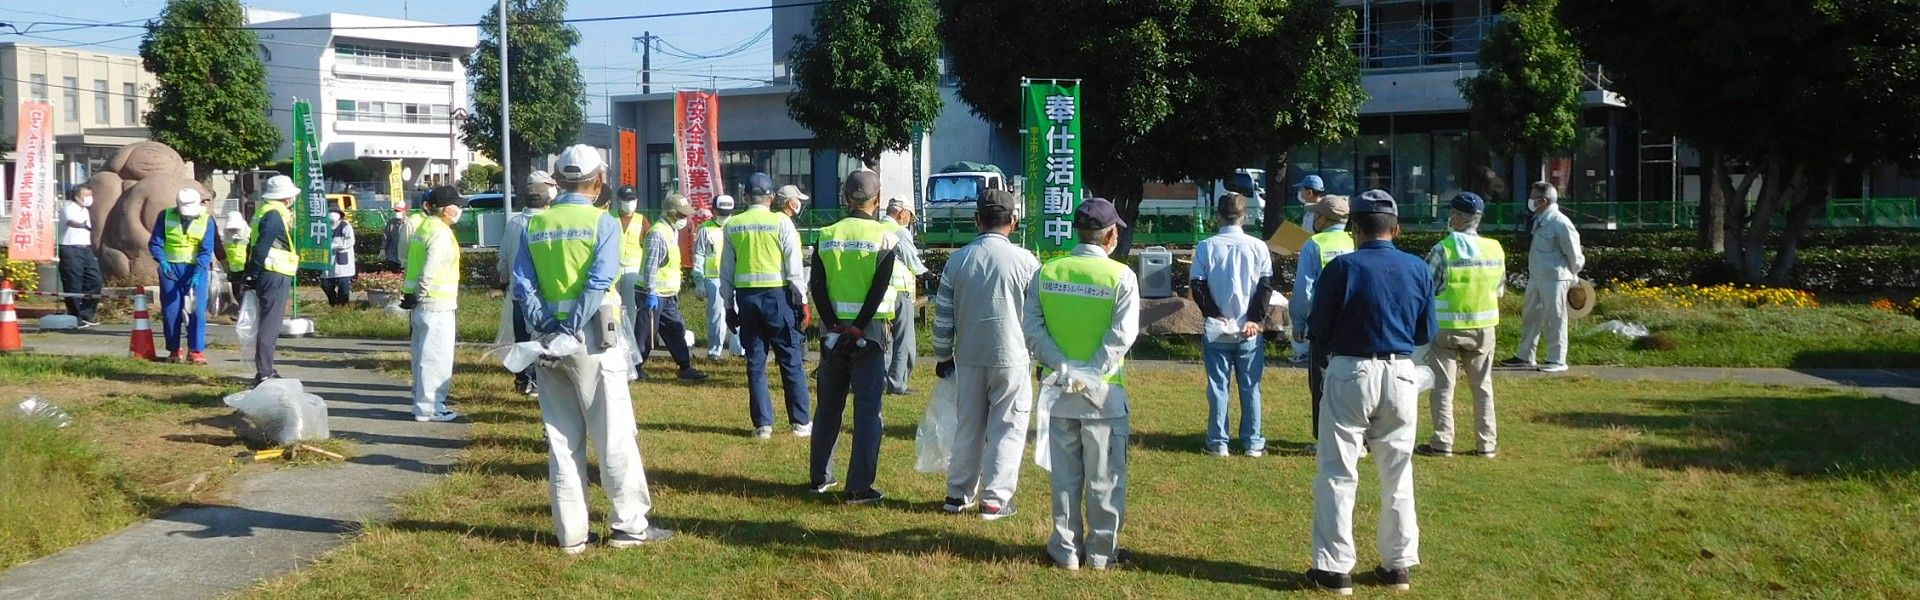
[140,0,280,180]
[463,0,585,191]
[1458,0,1584,160]
[786,0,944,162]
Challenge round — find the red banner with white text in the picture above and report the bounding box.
[673,91,721,260]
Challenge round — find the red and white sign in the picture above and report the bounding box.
[8,101,57,262]
[674,91,721,224]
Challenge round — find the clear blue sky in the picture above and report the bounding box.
[0,1,781,120]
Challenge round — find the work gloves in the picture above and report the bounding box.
[399,293,419,310]
[935,359,955,379]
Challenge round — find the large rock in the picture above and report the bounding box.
[84,141,209,287]
[1140,294,1294,337]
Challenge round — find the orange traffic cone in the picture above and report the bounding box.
[0,281,23,353]
[129,287,157,360]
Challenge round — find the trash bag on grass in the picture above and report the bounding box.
[1589,319,1650,339]
[915,379,959,473]
[223,378,330,446]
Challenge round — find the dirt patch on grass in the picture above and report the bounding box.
[0,374,255,505]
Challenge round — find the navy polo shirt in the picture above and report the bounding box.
[1307,240,1437,356]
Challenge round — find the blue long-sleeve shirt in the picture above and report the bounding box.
[1308,239,1437,356]
[511,192,622,331]
[148,210,218,268]
[1290,223,1345,337]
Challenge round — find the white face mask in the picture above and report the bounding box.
[78,196,94,208]
[178,203,205,218]
[447,207,464,222]
[328,213,342,225]
[621,200,638,214]
[1298,190,1314,204]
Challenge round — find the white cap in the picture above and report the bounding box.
[714,194,736,211]
[553,144,605,182]
[527,170,556,186]
[176,188,203,206]
[775,185,809,201]
[261,175,299,200]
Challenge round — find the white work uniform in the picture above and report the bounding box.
[886,226,929,394]
[1023,243,1140,570]
[932,232,1040,508]
[1516,204,1584,365]
[692,219,744,358]
[408,219,458,419]
[535,295,653,548]
[1312,355,1421,574]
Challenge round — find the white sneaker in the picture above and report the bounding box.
[1540,363,1570,373]
[1245,447,1266,458]
[414,411,459,423]
[1207,446,1230,457]
[560,542,589,556]
[705,351,722,361]
[792,423,813,438]
[752,426,773,439]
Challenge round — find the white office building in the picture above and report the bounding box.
[246,9,478,189]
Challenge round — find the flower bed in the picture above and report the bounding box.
[1610,281,1820,310]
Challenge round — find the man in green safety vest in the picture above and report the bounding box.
[237,175,301,385]
[1290,194,1353,442]
[636,193,710,382]
[882,198,928,395]
[509,144,672,554]
[615,187,650,377]
[1023,197,1141,571]
[806,170,904,505]
[1417,192,1505,458]
[692,194,744,359]
[722,173,814,440]
[401,186,466,423]
[147,188,218,364]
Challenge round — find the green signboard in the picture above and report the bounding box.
[290,100,332,270]
[1022,79,1082,256]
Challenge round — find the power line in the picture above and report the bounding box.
[7,2,824,33]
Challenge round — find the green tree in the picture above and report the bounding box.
[787,0,943,163]
[1457,0,1583,166]
[461,164,504,194]
[1560,0,1920,283]
[140,0,280,181]
[463,0,585,194]
[938,0,1364,251]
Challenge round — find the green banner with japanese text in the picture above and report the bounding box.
[1022,79,1082,256]
[291,100,332,270]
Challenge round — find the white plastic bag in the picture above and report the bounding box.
[223,378,330,446]
[914,379,959,473]
[1034,381,1058,472]
[234,291,260,365]
[1589,319,1650,339]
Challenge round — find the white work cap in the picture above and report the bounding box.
[528,170,556,186]
[553,145,606,182]
[261,175,299,200]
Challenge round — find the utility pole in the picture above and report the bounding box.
[634,32,654,94]
[499,0,513,214]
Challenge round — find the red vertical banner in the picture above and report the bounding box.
[618,128,638,190]
[674,91,721,262]
[7,101,57,262]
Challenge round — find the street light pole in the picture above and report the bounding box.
[498,0,513,214]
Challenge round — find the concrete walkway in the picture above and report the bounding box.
[0,325,467,600]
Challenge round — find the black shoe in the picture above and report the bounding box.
[632,368,650,381]
[608,527,674,548]
[1414,444,1453,457]
[846,487,885,505]
[677,367,711,382]
[1496,357,1537,369]
[1373,565,1411,591]
[942,496,975,513]
[1306,569,1354,595]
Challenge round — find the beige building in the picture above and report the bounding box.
[0,42,155,214]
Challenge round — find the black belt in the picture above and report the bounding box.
[1334,353,1410,360]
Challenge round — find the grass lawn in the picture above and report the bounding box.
[301,291,503,344]
[245,354,1920,597]
[0,355,248,569]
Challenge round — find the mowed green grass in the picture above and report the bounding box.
[245,354,1920,598]
[300,291,504,344]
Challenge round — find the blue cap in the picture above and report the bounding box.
[1074,197,1129,230]
[1294,175,1325,192]
[1354,189,1398,216]
[1450,192,1485,215]
[748,172,775,196]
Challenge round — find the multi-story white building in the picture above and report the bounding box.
[246,9,478,190]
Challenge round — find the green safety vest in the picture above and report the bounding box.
[619,214,649,275]
[161,209,211,264]
[404,217,461,302]
[817,216,896,321]
[250,202,298,276]
[1311,227,1355,267]
[525,203,604,319]
[1435,233,1505,330]
[725,206,787,289]
[227,237,248,272]
[647,221,682,296]
[1037,253,1129,384]
[699,221,724,279]
[885,222,913,294]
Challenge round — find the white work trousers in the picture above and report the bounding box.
[1048,415,1129,570]
[1312,355,1420,574]
[945,365,1032,506]
[535,330,654,548]
[701,277,744,357]
[1516,278,1573,365]
[409,308,456,418]
[1428,327,1497,453]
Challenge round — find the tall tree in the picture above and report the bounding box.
[1457,0,1583,171]
[463,0,585,192]
[938,0,1364,252]
[787,0,944,163]
[1560,0,1920,283]
[140,0,280,181]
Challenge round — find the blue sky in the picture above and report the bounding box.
[0,1,781,119]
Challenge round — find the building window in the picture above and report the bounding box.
[63,77,79,121]
[124,83,139,124]
[334,43,456,72]
[334,99,450,124]
[93,80,110,124]
[30,74,47,101]
[337,99,357,121]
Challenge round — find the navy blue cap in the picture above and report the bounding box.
[748,172,775,196]
[1074,197,1128,230]
[1354,189,1398,216]
[1450,192,1485,215]
[1294,175,1326,192]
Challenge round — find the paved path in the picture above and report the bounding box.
[0,325,467,600]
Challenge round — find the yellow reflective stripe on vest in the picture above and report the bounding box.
[1436,233,1504,329]
[726,207,787,289]
[251,202,298,275]
[817,217,896,321]
[1037,254,1127,383]
[526,204,604,317]
[648,221,682,296]
[161,209,211,263]
[1311,229,1355,267]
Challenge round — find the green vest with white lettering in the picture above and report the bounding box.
[647,221,682,296]
[250,202,298,276]
[404,217,461,302]
[725,206,787,289]
[1037,253,1128,384]
[1311,227,1355,267]
[700,220,724,279]
[161,209,211,264]
[1435,234,1505,330]
[525,204,603,319]
[817,216,896,321]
